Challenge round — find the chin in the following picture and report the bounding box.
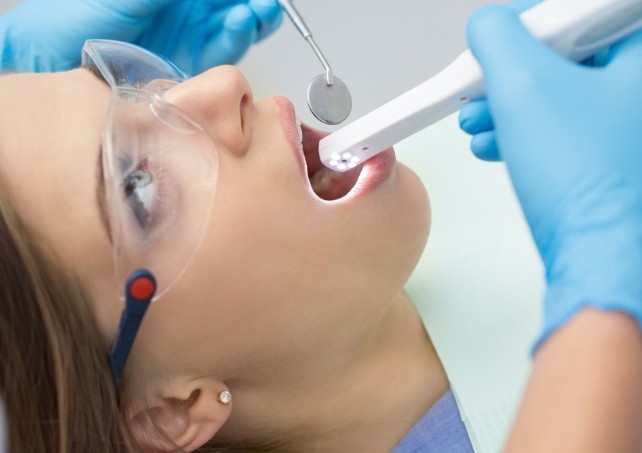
[355,162,430,294]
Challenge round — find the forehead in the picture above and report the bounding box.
[0,69,111,272]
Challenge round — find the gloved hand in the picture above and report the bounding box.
[459,0,613,161]
[459,0,541,161]
[464,5,642,349]
[0,0,282,74]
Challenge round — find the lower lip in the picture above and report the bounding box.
[348,147,396,198]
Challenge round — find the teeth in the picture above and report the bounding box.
[310,167,343,195]
[296,117,303,143]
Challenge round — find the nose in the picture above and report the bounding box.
[164,65,253,153]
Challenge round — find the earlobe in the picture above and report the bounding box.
[126,382,232,452]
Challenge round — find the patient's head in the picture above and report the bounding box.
[0,51,430,451]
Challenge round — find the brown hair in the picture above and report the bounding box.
[0,180,128,451]
[0,180,283,452]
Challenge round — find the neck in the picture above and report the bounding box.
[220,292,448,453]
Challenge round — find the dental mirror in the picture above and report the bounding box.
[307,74,352,125]
[278,0,352,125]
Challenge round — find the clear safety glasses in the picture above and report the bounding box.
[81,40,219,389]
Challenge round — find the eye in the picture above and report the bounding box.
[125,169,152,198]
[123,163,156,233]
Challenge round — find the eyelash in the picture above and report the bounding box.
[120,155,169,235]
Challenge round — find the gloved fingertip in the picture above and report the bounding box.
[203,12,256,67]
[471,131,501,162]
[267,12,284,34]
[466,5,516,57]
[466,5,509,37]
[249,0,281,20]
[459,100,493,135]
[466,4,562,91]
[249,0,283,41]
[225,4,258,32]
[459,112,475,135]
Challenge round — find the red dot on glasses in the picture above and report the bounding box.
[129,277,156,301]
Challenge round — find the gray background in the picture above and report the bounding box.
[0,0,494,126]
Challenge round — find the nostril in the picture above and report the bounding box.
[240,93,251,134]
[160,66,254,154]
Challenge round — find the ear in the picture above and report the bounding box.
[126,380,232,452]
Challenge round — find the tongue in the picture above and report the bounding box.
[302,123,363,200]
[310,165,362,200]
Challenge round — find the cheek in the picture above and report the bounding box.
[182,168,306,295]
[185,160,431,302]
[339,164,430,292]
[161,186,323,362]
[158,161,431,359]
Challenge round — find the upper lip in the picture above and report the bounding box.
[301,124,330,177]
[275,97,307,174]
[276,96,367,200]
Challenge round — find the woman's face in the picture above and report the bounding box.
[0,66,430,384]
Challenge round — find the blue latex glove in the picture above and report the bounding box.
[463,5,642,349]
[0,0,282,74]
[459,0,541,161]
[459,0,611,161]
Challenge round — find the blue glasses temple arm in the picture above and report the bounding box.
[110,269,156,390]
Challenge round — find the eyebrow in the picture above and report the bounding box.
[84,64,114,242]
[83,62,109,87]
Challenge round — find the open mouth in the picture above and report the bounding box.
[300,123,364,201]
